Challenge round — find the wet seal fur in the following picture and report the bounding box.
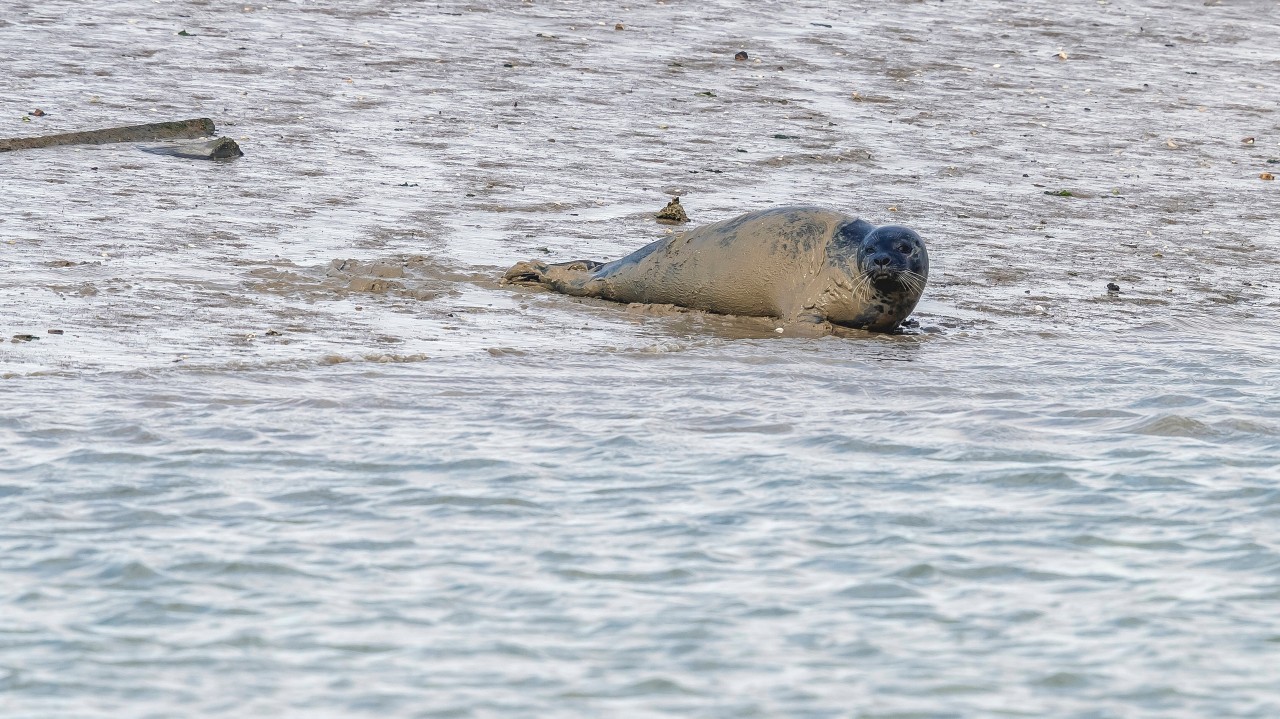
[503,206,929,332]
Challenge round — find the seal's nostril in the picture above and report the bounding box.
[874,255,891,267]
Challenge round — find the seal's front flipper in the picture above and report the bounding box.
[778,312,835,337]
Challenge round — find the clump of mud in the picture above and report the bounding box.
[244,255,459,303]
[655,197,689,225]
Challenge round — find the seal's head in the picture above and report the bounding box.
[858,225,929,294]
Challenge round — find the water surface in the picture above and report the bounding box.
[3,1,1279,716]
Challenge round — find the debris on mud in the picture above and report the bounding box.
[655,197,689,224]
[1261,172,1275,181]
[735,51,748,61]
[1107,283,1121,293]
[47,329,64,335]
[12,334,39,343]
[1044,189,1074,197]
[140,136,243,161]
[30,109,45,117]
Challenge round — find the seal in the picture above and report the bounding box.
[503,206,928,332]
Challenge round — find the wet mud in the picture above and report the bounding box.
[2,1,1279,717]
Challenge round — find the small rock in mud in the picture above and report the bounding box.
[11,334,39,342]
[1107,282,1121,293]
[615,23,624,30]
[1242,137,1255,144]
[735,51,748,61]
[655,196,689,224]
[30,109,45,117]
[47,329,64,335]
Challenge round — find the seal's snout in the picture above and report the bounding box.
[864,250,907,279]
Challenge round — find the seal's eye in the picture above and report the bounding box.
[896,243,911,254]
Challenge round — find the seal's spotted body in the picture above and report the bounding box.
[504,206,929,333]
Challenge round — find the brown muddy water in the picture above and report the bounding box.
[2,1,1279,717]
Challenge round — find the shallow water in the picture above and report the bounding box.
[3,0,1280,717]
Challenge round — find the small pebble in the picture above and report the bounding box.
[1107,282,1121,293]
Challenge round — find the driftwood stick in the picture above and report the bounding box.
[0,118,217,152]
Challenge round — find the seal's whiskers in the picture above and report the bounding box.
[899,271,927,295]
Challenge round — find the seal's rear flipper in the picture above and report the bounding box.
[502,260,550,285]
[551,259,604,273]
[502,259,604,287]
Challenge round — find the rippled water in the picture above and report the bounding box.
[3,0,1280,717]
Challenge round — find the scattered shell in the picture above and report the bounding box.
[1165,138,1179,149]
[1056,51,1069,60]
[1242,136,1255,144]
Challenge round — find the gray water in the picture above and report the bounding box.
[3,0,1280,717]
